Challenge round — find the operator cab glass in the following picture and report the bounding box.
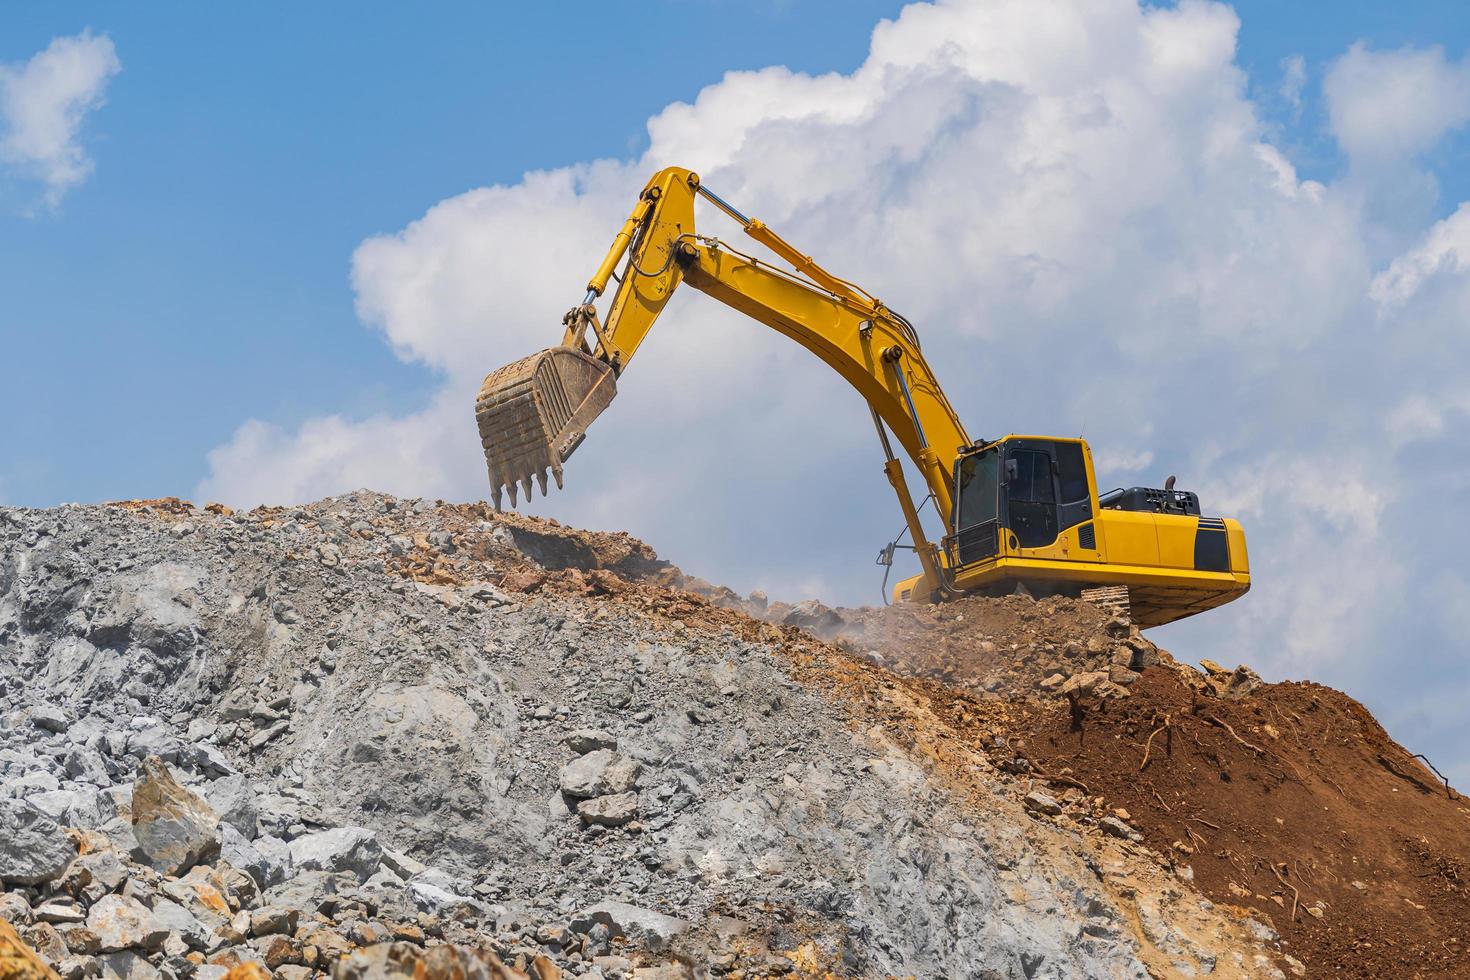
[952,447,1000,564]
[1005,448,1057,548]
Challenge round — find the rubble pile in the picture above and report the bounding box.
[3,492,1459,978]
[0,706,703,980]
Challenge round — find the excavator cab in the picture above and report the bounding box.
[930,436,1250,627]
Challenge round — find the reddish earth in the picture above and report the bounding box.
[1013,670,1470,978]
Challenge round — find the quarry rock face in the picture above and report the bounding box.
[8,493,1455,977]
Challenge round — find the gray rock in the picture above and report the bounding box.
[187,743,235,778]
[570,901,690,954]
[380,847,427,880]
[577,792,639,827]
[64,747,112,786]
[252,794,302,839]
[98,817,138,855]
[34,899,86,924]
[148,898,210,950]
[0,891,30,925]
[68,848,128,893]
[263,870,356,915]
[56,955,99,980]
[219,824,292,890]
[563,729,618,755]
[1099,816,1142,842]
[97,786,132,824]
[97,949,161,979]
[1023,791,1064,817]
[408,879,481,916]
[129,757,220,875]
[125,727,183,765]
[32,788,106,829]
[30,703,68,733]
[286,826,382,881]
[86,894,169,952]
[247,905,298,937]
[202,774,258,840]
[559,750,640,799]
[9,771,61,796]
[0,797,77,885]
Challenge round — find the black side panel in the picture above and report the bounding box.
[1194,519,1229,571]
[1077,523,1096,550]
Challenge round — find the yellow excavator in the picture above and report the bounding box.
[474,167,1249,627]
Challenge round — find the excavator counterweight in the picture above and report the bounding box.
[474,345,617,509]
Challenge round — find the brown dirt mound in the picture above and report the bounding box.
[1012,669,1470,978]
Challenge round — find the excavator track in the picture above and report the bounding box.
[474,346,617,509]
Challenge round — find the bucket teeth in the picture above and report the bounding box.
[475,345,618,509]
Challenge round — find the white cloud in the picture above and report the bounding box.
[1093,447,1154,477]
[0,30,120,204]
[1324,42,1470,166]
[200,0,1470,780]
[1370,201,1470,307]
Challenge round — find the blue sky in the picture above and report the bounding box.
[5,1,1467,505]
[4,2,1470,783]
[2,1,907,503]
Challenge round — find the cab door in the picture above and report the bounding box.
[999,439,1103,561]
[1005,447,1058,548]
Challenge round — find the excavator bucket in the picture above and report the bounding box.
[474,346,617,509]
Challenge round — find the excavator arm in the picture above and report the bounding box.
[475,166,971,596]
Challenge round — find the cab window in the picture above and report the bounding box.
[1056,442,1088,504]
[956,448,999,529]
[1007,450,1054,503]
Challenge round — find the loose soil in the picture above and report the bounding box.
[1011,671,1470,978]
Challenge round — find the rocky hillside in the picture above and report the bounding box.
[0,494,1464,979]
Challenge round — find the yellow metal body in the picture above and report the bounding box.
[891,436,1249,627]
[478,166,1251,627]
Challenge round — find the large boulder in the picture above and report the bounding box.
[149,897,210,950]
[26,788,104,829]
[558,750,640,799]
[129,757,220,875]
[203,774,258,840]
[220,825,293,890]
[0,799,77,886]
[263,870,357,916]
[569,901,689,954]
[27,704,68,734]
[577,793,638,827]
[86,894,169,953]
[286,828,382,882]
